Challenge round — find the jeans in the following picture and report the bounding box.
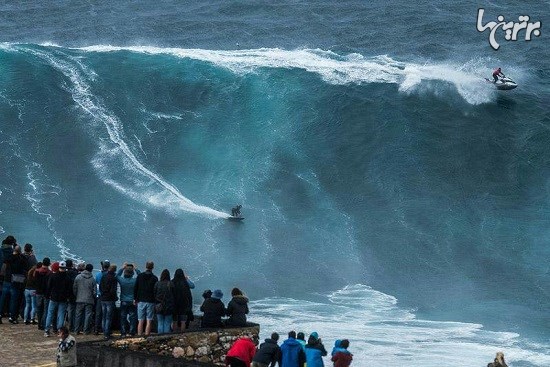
[74,303,93,333]
[35,294,49,329]
[67,302,76,331]
[24,288,37,321]
[137,302,155,321]
[120,301,137,336]
[156,313,173,334]
[0,281,21,319]
[45,300,67,331]
[101,301,115,337]
[94,297,102,332]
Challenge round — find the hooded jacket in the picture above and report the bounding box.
[280,337,306,367]
[252,338,281,367]
[331,350,353,367]
[47,271,73,302]
[99,271,118,302]
[226,294,249,327]
[304,339,328,367]
[225,337,257,367]
[73,270,97,304]
[34,266,51,295]
[134,270,158,303]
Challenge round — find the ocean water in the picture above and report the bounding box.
[0,1,549,366]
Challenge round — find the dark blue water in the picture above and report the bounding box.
[0,1,548,365]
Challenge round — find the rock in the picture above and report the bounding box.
[185,346,195,357]
[208,332,219,345]
[199,356,211,363]
[195,346,208,356]
[172,347,185,358]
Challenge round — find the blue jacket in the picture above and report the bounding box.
[305,343,328,367]
[280,338,306,367]
[116,268,141,302]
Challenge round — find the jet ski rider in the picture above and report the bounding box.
[492,67,505,83]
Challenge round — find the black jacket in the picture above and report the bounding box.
[172,279,192,315]
[99,271,118,302]
[47,271,73,302]
[134,270,158,303]
[226,295,249,327]
[154,280,175,315]
[252,338,281,367]
[200,298,226,328]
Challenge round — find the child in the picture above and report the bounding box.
[331,339,352,367]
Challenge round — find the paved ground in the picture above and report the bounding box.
[0,320,103,367]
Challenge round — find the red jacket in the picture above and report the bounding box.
[492,68,502,77]
[225,338,256,367]
[331,351,353,367]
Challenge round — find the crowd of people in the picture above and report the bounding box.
[0,234,250,341]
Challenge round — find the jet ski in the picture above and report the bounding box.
[485,76,518,90]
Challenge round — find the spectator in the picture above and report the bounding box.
[23,262,41,324]
[226,287,249,327]
[487,352,509,367]
[296,332,306,350]
[73,263,96,334]
[45,261,72,337]
[154,269,175,334]
[225,336,257,367]
[23,243,37,267]
[34,257,51,330]
[56,326,77,367]
[280,331,306,367]
[65,259,78,332]
[134,261,158,336]
[171,268,194,331]
[116,262,140,337]
[200,289,225,328]
[99,264,118,340]
[3,245,29,324]
[93,260,110,335]
[331,339,352,367]
[304,332,327,367]
[252,332,281,367]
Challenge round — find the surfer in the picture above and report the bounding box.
[231,205,242,217]
[492,67,505,83]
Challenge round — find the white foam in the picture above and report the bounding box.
[16,45,228,219]
[251,285,549,367]
[75,45,497,105]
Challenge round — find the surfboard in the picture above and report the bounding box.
[227,216,244,221]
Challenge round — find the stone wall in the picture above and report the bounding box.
[77,324,260,367]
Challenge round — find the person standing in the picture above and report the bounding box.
[3,245,29,324]
[280,331,306,367]
[304,332,327,367]
[73,264,96,334]
[56,326,77,367]
[331,339,352,367]
[154,269,175,334]
[64,259,78,332]
[23,262,40,324]
[93,260,110,335]
[45,261,72,337]
[34,258,51,330]
[134,261,158,336]
[171,268,194,331]
[252,332,281,367]
[225,336,257,367]
[99,264,118,340]
[116,262,140,337]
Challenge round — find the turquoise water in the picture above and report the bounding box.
[0,2,549,365]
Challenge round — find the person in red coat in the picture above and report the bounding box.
[225,337,257,367]
[331,339,353,367]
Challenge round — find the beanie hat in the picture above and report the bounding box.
[51,262,60,272]
[211,289,223,300]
